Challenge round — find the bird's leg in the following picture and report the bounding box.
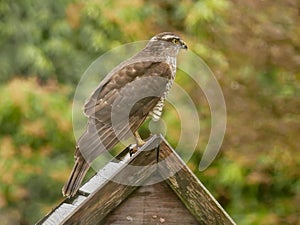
[134,131,145,147]
[129,131,145,156]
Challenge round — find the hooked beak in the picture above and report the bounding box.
[180,40,188,50]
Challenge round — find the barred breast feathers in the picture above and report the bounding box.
[150,57,176,121]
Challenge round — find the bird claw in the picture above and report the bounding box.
[128,144,138,157]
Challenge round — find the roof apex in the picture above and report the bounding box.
[36,135,235,225]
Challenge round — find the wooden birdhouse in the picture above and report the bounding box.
[37,135,235,225]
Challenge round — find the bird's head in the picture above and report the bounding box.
[150,32,188,51]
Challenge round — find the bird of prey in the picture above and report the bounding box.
[62,32,187,197]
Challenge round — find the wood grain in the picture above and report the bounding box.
[36,135,235,225]
[102,172,199,225]
[158,137,236,225]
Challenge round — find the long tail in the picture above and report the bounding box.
[61,119,120,197]
[62,149,90,197]
[62,116,146,197]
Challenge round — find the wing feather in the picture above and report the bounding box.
[84,61,172,122]
[77,61,173,161]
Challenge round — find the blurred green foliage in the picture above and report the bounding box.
[0,79,74,224]
[0,0,299,224]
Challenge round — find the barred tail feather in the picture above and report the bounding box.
[62,155,90,197]
[62,117,147,197]
[62,120,119,197]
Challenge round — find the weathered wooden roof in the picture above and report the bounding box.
[100,171,200,224]
[36,135,236,225]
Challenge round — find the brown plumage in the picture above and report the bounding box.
[62,32,187,197]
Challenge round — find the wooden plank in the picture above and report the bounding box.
[61,135,161,225]
[37,135,235,225]
[102,172,200,225]
[36,196,87,225]
[41,203,75,225]
[157,137,236,225]
[79,162,123,195]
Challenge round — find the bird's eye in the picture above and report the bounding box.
[172,38,179,44]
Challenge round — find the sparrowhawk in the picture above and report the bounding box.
[62,32,187,197]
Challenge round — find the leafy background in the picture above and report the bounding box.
[0,0,299,224]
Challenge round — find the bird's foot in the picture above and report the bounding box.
[128,138,146,157]
[128,131,146,157]
[128,144,138,157]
